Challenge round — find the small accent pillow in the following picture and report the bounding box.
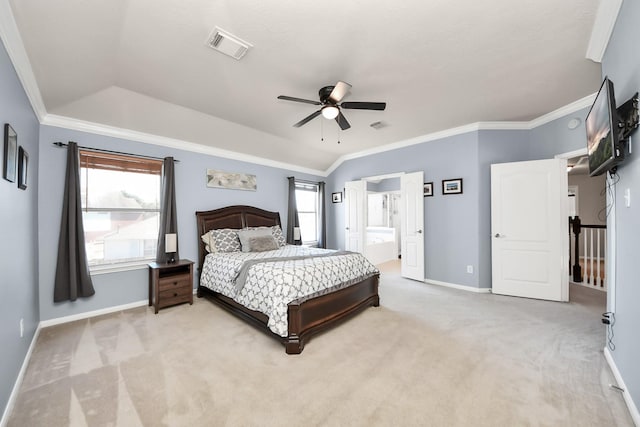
[212,228,241,253]
[247,225,287,247]
[246,235,279,252]
[238,227,273,252]
[271,225,287,247]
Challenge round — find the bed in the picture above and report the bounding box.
[195,205,380,354]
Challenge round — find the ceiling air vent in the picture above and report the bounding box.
[370,121,387,130]
[206,27,253,60]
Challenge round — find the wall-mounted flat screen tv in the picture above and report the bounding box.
[586,77,621,177]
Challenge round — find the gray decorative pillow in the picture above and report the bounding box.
[238,227,272,252]
[271,225,287,247]
[212,228,241,252]
[247,235,279,252]
[247,225,287,247]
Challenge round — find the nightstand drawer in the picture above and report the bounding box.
[159,284,192,301]
[158,274,191,291]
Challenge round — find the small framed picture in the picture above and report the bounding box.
[442,178,463,195]
[423,182,433,197]
[3,124,17,183]
[332,191,343,203]
[18,146,28,190]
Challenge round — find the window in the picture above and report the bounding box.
[295,181,320,245]
[80,150,162,267]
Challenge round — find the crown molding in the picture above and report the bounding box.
[325,95,595,174]
[528,93,596,128]
[586,0,623,63]
[0,0,47,121]
[41,114,326,177]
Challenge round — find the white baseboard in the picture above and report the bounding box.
[424,278,492,293]
[39,299,149,328]
[604,346,640,425]
[1,324,41,427]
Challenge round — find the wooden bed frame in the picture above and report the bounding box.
[195,205,380,354]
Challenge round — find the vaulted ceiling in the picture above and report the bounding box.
[7,0,603,172]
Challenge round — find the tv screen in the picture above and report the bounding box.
[586,77,618,177]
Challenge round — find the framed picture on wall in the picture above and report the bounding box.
[442,178,463,195]
[18,146,28,190]
[423,182,433,197]
[3,124,17,183]
[332,191,343,203]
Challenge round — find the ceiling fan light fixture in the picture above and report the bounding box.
[322,105,339,119]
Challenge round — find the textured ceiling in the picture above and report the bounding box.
[8,0,602,171]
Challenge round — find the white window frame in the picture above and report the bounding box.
[295,181,320,247]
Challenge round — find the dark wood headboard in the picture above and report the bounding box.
[195,205,282,275]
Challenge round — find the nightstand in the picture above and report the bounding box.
[148,259,194,314]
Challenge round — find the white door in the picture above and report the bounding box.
[344,180,366,253]
[491,159,568,301]
[400,172,425,281]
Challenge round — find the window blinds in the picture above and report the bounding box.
[79,150,162,175]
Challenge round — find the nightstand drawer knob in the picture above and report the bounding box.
[174,292,178,297]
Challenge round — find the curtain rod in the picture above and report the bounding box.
[53,141,179,162]
[288,177,324,185]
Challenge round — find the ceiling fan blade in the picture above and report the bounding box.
[328,81,352,104]
[278,95,321,106]
[293,110,322,127]
[335,111,351,130]
[341,102,386,111]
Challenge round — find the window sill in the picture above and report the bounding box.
[89,260,151,275]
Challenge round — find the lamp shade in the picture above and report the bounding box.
[321,106,339,120]
[165,233,177,253]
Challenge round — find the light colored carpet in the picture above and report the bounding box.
[8,261,634,426]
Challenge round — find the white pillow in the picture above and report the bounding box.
[238,227,273,252]
[201,231,216,253]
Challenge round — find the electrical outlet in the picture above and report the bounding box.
[466,265,473,274]
[20,318,24,338]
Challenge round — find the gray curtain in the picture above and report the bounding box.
[286,176,301,244]
[54,142,95,302]
[318,181,327,248]
[156,157,179,263]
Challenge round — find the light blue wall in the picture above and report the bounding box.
[37,125,322,321]
[327,132,483,288]
[0,40,40,416]
[529,107,591,159]
[601,0,640,412]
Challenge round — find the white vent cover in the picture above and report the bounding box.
[206,27,252,60]
[370,121,386,130]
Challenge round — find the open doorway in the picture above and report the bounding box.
[347,171,424,281]
[567,154,608,292]
[364,177,401,265]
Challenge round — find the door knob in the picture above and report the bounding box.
[345,227,350,230]
[494,233,502,238]
[417,230,423,234]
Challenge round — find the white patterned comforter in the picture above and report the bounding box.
[199,245,379,337]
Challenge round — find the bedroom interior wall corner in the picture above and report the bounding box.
[599,0,640,416]
[0,39,40,423]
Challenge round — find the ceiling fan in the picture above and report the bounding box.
[277,81,386,130]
